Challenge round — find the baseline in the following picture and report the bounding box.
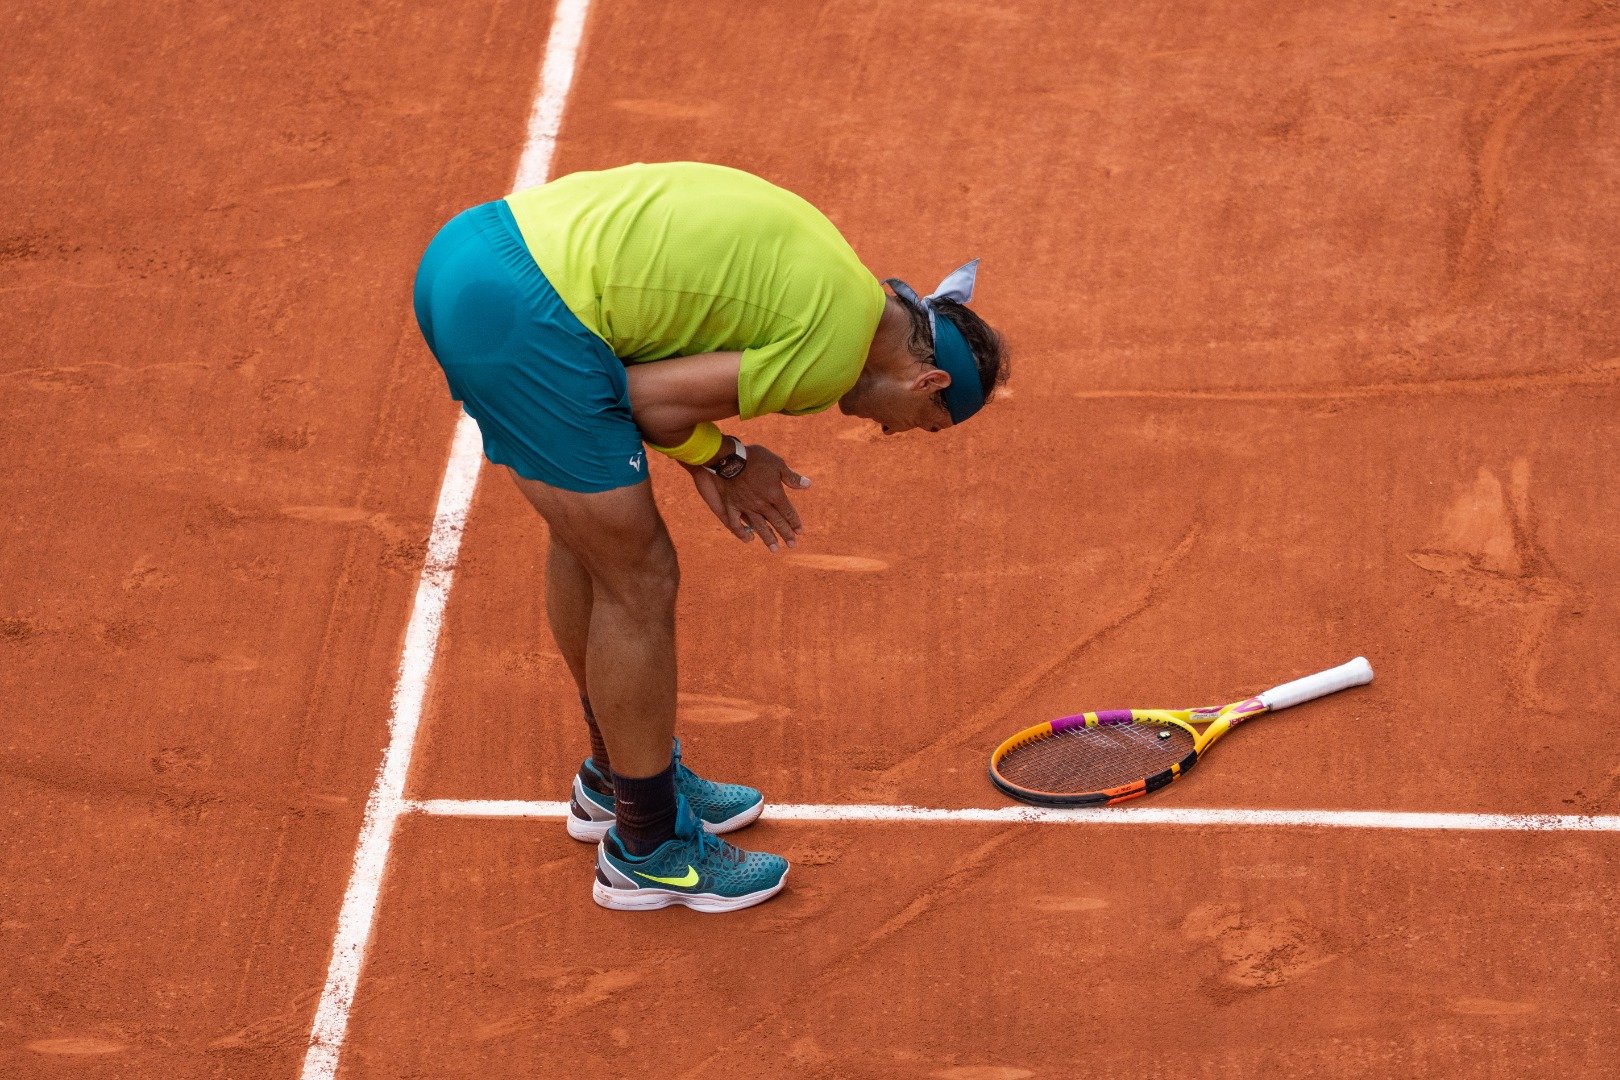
[407,799,1620,833]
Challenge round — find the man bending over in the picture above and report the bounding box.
[413,162,1007,912]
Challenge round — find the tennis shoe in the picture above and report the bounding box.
[594,795,788,912]
[565,738,764,843]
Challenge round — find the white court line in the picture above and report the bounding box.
[299,2,591,1077]
[407,798,1620,833]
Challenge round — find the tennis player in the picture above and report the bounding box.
[412,162,1007,912]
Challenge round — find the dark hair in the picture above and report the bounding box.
[892,290,1010,399]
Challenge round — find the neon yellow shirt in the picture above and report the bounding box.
[504,162,885,419]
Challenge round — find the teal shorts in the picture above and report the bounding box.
[412,200,647,493]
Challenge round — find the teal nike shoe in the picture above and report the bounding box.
[566,738,764,842]
[594,794,788,912]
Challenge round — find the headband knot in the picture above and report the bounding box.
[884,259,986,425]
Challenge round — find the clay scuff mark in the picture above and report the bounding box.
[278,505,427,573]
[851,521,1202,800]
[609,98,719,119]
[676,691,789,725]
[1071,356,1620,403]
[1448,57,1587,302]
[474,968,645,1043]
[781,552,889,573]
[1,359,215,389]
[208,990,320,1052]
[26,1037,127,1056]
[1407,458,1577,713]
[1461,23,1620,65]
[677,828,1025,1078]
[1181,901,1338,998]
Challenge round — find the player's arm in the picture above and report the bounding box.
[623,350,743,451]
[623,351,812,552]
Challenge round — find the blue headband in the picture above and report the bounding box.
[884,259,986,425]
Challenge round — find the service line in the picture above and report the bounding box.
[299,2,592,1077]
[407,799,1620,833]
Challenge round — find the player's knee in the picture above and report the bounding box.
[597,534,679,611]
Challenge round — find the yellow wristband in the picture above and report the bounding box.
[648,422,724,466]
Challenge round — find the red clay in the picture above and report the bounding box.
[1,1,560,1075]
[4,0,1619,1077]
[348,819,1618,1078]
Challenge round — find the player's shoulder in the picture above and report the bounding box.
[638,160,786,190]
[528,161,837,221]
[537,160,777,191]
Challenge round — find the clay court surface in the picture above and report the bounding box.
[5,0,1620,1076]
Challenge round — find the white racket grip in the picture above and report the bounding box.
[1258,657,1374,712]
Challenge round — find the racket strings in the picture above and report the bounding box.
[996,723,1197,794]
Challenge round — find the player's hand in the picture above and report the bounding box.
[687,443,811,552]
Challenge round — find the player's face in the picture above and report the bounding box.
[879,388,953,435]
[839,365,954,435]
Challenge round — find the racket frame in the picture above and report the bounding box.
[987,698,1265,808]
[988,658,1373,808]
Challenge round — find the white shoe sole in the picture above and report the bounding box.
[566,798,764,843]
[591,869,788,913]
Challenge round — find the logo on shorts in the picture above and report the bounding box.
[629,452,645,472]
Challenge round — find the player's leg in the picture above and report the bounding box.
[544,537,615,792]
[513,474,786,911]
[513,473,678,821]
[544,538,591,705]
[532,489,764,843]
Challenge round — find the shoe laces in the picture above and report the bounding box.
[671,739,696,784]
[680,811,745,867]
[671,750,744,866]
[691,823,724,862]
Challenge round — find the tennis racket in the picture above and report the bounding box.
[989,657,1374,807]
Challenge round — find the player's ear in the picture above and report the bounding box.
[916,367,951,394]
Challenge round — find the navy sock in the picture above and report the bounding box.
[580,697,612,794]
[610,761,677,856]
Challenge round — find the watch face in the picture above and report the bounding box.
[716,454,747,479]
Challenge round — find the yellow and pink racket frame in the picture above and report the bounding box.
[989,657,1374,807]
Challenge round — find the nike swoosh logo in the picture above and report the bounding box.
[634,864,698,887]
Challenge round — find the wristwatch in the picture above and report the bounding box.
[704,437,748,479]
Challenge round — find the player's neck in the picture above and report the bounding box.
[841,297,920,416]
[864,296,920,376]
